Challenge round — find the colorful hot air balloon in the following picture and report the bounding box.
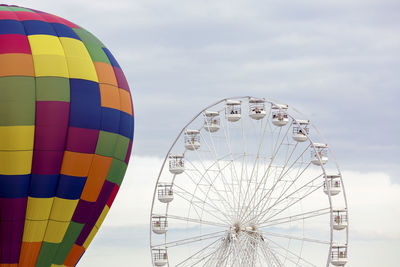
[0,4,134,266]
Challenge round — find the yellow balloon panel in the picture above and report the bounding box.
[25,197,54,220]
[28,35,65,56]
[0,126,34,150]
[0,151,33,175]
[22,220,48,242]
[32,55,69,78]
[49,198,79,221]
[44,221,70,244]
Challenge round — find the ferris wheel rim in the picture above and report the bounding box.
[290,105,349,250]
[150,96,348,267]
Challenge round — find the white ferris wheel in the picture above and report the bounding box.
[150,97,349,267]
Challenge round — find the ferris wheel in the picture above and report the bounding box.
[150,97,349,267]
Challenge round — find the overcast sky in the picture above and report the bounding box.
[3,0,400,266]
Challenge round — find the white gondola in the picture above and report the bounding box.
[158,183,174,203]
[169,154,184,174]
[225,100,241,122]
[331,244,348,266]
[152,216,168,234]
[311,143,328,165]
[271,104,289,126]
[152,248,168,266]
[204,111,220,132]
[324,174,341,196]
[249,98,266,120]
[292,119,310,142]
[332,209,348,231]
[184,129,200,150]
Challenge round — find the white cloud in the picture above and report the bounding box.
[85,157,400,266]
[104,156,164,226]
[344,170,400,241]
[108,158,400,239]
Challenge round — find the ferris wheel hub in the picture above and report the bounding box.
[230,222,241,235]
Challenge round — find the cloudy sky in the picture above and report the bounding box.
[3,0,400,266]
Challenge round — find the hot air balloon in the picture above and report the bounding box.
[0,4,134,266]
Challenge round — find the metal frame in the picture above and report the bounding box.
[150,96,349,267]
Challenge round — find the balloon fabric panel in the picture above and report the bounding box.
[0,4,134,266]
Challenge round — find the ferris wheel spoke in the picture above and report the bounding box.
[261,245,284,267]
[251,243,263,267]
[275,142,310,183]
[153,230,227,249]
[160,213,229,228]
[271,122,283,154]
[185,155,229,203]
[270,141,310,188]
[260,241,306,267]
[259,152,312,214]
[259,178,324,224]
[204,246,231,267]
[231,240,244,266]
[238,109,271,222]
[173,191,227,226]
[258,207,331,228]
[237,100,250,224]
[237,152,248,222]
[246,234,262,266]
[200,155,247,222]
[201,240,228,267]
[190,242,227,267]
[261,235,318,267]
[252,140,300,219]
[223,242,236,266]
[185,157,236,216]
[175,236,223,267]
[174,172,232,218]
[258,229,330,245]
[221,240,236,267]
[200,131,239,213]
[245,234,283,267]
[242,232,279,267]
[235,238,252,266]
[219,105,244,214]
[186,165,238,224]
[255,182,323,226]
[252,181,323,227]
[206,239,231,267]
[270,162,313,206]
[251,169,323,226]
[244,140,302,225]
[247,143,312,224]
[238,121,294,223]
[176,171,229,223]
[244,234,265,266]
[269,120,293,171]
[173,184,232,224]
[261,249,275,267]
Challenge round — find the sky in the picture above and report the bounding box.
[2,0,400,266]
